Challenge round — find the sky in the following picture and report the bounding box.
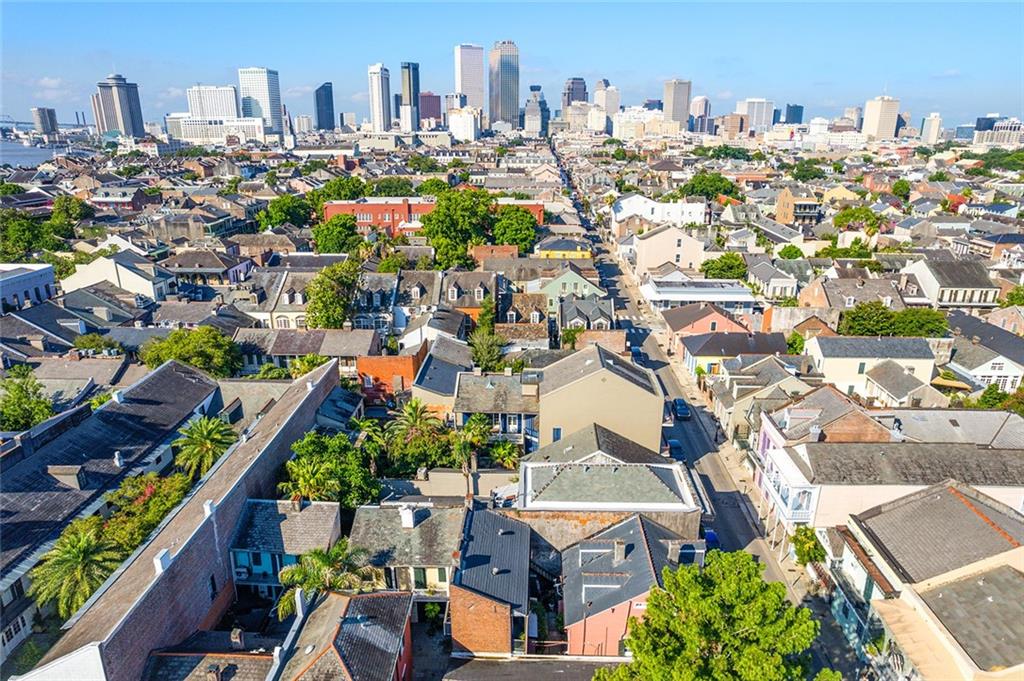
[2,1,1023,129]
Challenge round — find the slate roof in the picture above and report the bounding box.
[526,458,690,506]
[523,423,662,464]
[813,336,934,360]
[0,361,218,579]
[143,652,274,681]
[787,442,1024,486]
[561,515,703,626]
[162,248,250,273]
[455,510,530,615]
[921,259,998,289]
[233,328,378,358]
[230,500,339,555]
[874,410,1024,449]
[865,359,926,399]
[681,332,787,358]
[413,336,473,396]
[395,270,442,308]
[820,278,906,310]
[282,591,413,681]
[453,372,540,415]
[949,311,1024,367]
[920,565,1024,672]
[539,344,658,396]
[348,504,465,568]
[852,481,1024,584]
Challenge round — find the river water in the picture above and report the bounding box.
[0,139,68,168]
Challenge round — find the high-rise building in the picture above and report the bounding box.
[340,112,357,128]
[920,112,942,145]
[643,99,663,111]
[238,67,282,135]
[90,73,145,137]
[186,86,239,118]
[862,95,900,140]
[689,96,711,133]
[772,108,782,126]
[314,82,335,131]
[393,94,403,121]
[561,77,588,111]
[975,114,1004,131]
[663,79,692,126]
[448,107,481,142]
[400,62,420,133]
[784,104,804,125]
[419,92,442,122]
[954,124,975,140]
[488,40,519,129]
[523,85,550,137]
[294,115,314,134]
[593,81,619,134]
[444,92,467,126]
[31,107,59,135]
[844,106,864,130]
[735,98,774,132]
[367,63,392,133]
[454,44,485,111]
[895,111,912,138]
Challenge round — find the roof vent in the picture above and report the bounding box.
[491,567,500,575]
[111,389,125,404]
[113,450,124,468]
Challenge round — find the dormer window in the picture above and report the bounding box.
[475,287,485,301]
[448,287,458,301]
[882,296,892,308]
[373,292,381,307]
[507,311,517,323]
[530,311,541,323]
[411,284,423,299]
[844,296,855,308]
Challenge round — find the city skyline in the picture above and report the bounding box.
[1,2,1022,128]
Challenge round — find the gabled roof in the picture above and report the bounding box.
[681,332,787,358]
[413,336,473,396]
[949,311,1024,367]
[540,344,658,396]
[230,499,339,556]
[812,336,934,360]
[349,504,465,568]
[660,302,736,333]
[456,510,530,615]
[523,423,662,465]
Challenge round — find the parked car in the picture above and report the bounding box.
[666,438,683,459]
[703,529,720,551]
[672,398,691,420]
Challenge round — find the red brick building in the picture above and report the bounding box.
[324,196,545,238]
[356,341,428,404]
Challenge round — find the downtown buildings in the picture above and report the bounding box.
[862,94,900,140]
[90,73,144,138]
[454,43,486,111]
[314,82,335,130]
[400,62,421,132]
[663,79,691,128]
[31,107,59,136]
[238,67,283,135]
[185,85,239,118]
[368,63,392,132]
[561,77,588,112]
[489,40,520,129]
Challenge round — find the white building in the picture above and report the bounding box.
[663,79,692,126]
[689,95,711,133]
[612,107,682,140]
[0,263,55,310]
[611,193,706,229]
[736,97,774,133]
[448,106,480,142]
[973,117,1024,146]
[453,44,485,111]
[920,112,942,145]
[294,115,313,134]
[186,85,239,119]
[862,95,900,140]
[368,63,392,133]
[237,67,282,135]
[165,113,266,146]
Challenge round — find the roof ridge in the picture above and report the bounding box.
[947,485,1021,549]
[635,516,659,584]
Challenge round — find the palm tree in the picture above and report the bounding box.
[278,453,340,502]
[275,539,374,619]
[350,416,387,476]
[288,353,329,378]
[173,416,237,480]
[451,414,492,495]
[385,398,442,445]
[29,517,123,619]
[489,439,521,470]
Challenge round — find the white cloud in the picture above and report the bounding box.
[350,91,368,103]
[285,85,314,97]
[714,90,733,100]
[37,76,63,89]
[932,68,962,79]
[32,76,73,103]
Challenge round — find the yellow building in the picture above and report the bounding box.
[534,236,593,259]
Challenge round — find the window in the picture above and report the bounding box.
[506,311,518,323]
[413,567,427,590]
[530,311,541,323]
[448,287,458,301]
[552,427,562,442]
[992,362,1005,372]
[507,414,519,433]
[208,575,219,602]
[275,317,290,329]
[251,552,263,567]
[10,578,25,601]
[675,254,680,263]
[844,296,855,308]
[676,239,682,247]
[710,321,717,331]
[437,567,447,583]
[475,287,485,301]
[373,292,381,307]
[857,362,866,374]
[296,316,307,329]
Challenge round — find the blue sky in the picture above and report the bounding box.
[2,2,1022,127]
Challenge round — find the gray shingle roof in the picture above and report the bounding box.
[865,359,925,399]
[349,505,465,568]
[413,336,473,396]
[453,373,540,415]
[949,312,1024,367]
[813,336,934,360]
[230,500,339,555]
[523,423,662,464]
[540,344,658,396]
[681,332,787,358]
[456,510,530,615]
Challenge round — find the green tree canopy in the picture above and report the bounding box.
[700,252,747,279]
[0,365,54,431]
[469,329,506,371]
[415,177,452,196]
[103,473,191,552]
[406,154,443,173]
[275,539,373,619]
[786,332,805,354]
[172,416,237,480]
[928,171,950,182]
[814,236,872,259]
[248,363,291,380]
[790,160,826,182]
[421,188,494,269]
[369,177,415,197]
[1,208,61,261]
[376,252,407,273]
[139,326,242,377]
[680,172,741,201]
[1000,284,1024,307]
[307,176,368,217]
[312,213,363,254]
[279,432,380,507]
[777,244,803,260]
[832,206,883,235]
[594,550,826,681]
[492,205,538,254]
[257,194,312,230]
[289,353,330,378]
[891,179,911,201]
[73,332,121,353]
[50,195,94,229]
[791,526,826,565]
[0,182,26,195]
[891,307,948,337]
[476,294,496,334]
[838,301,897,336]
[305,259,361,328]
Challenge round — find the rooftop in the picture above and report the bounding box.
[455,510,530,615]
[230,499,340,556]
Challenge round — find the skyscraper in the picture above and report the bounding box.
[368,63,392,132]
[314,83,335,131]
[419,92,442,122]
[238,67,282,134]
[784,104,804,125]
[186,86,239,118]
[920,112,942,144]
[488,40,519,128]
[862,95,900,140]
[843,106,863,130]
[31,107,59,135]
[400,62,421,132]
[90,73,145,137]
[294,115,314,134]
[735,98,774,132]
[561,77,588,112]
[523,85,550,137]
[689,96,711,133]
[663,79,692,126]
[454,44,485,111]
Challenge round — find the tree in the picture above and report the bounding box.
[451,413,491,493]
[49,195,94,229]
[248,363,291,380]
[305,259,361,328]
[289,353,330,378]
[140,326,242,377]
[561,326,584,350]
[421,188,494,269]
[1000,284,1024,307]
[593,550,826,681]
[350,416,388,476]
[103,473,191,552]
[476,294,496,334]
[892,308,948,337]
[278,447,341,502]
[407,155,443,173]
[777,244,803,260]
[891,179,911,201]
[312,214,362,254]
[0,182,25,195]
[415,177,451,196]
[489,439,520,470]
[256,194,312,230]
[838,301,896,336]
[376,252,407,273]
[279,432,380,506]
[791,526,826,565]
[928,171,951,182]
[29,516,123,619]
[790,160,826,182]
[814,237,872,259]
[786,332,805,355]
[975,384,1009,409]
[369,177,415,197]
[492,205,538,253]
[73,333,121,353]
[0,208,59,261]
[832,206,882,235]
[173,416,237,480]
[386,398,442,445]
[0,365,54,431]
[700,252,747,279]
[276,539,374,619]
[469,329,505,371]
[680,172,741,201]
[307,176,367,217]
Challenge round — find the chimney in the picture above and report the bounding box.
[294,587,307,619]
[399,505,416,529]
[306,379,314,392]
[473,366,483,376]
[47,465,85,490]
[113,450,124,468]
[971,336,980,345]
[153,548,171,575]
[28,337,47,352]
[808,425,822,442]
[229,628,245,650]
[203,499,216,518]
[205,665,221,681]
[111,389,125,404]
[503,366,513,376]
[613,540,626,565]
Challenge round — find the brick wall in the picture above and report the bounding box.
[821,410,891,443]
[448,584,510,655]
[357,342,427,404]
[323,199,434,237]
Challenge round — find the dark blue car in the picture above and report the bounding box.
[672,398,691,420]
